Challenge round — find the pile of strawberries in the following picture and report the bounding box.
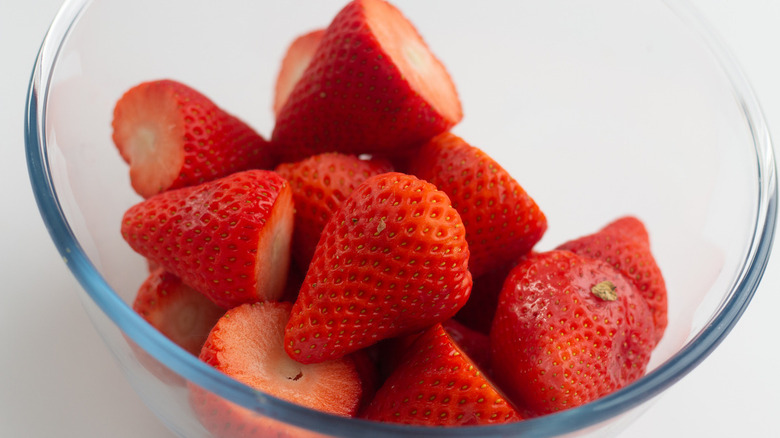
[114,0,667,434]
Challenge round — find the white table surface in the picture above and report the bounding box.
[2,1,778,437]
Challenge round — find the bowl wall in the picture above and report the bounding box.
[28,0,775,437]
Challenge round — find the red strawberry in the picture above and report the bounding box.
[112,79,274,198]
[362,323,522,426]
[121,170,294,309]
[284,172,472,364]
[271,0,462,162]
[490,250,655,416]
[132,268,225,356]
[273,29,325,117]
[190,302,361,438]
[275,152,392,270]
[406,132,547,278]
[556,216,668,344]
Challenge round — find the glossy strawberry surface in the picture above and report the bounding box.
[490,250,655,416]
[557,216,668,344]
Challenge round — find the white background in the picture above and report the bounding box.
[1,1,778,437]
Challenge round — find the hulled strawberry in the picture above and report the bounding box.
[556,216,668,344]
[363,323,522,426]
[285,172,472,364]
[406,132,547,278]
[490,250,655,416]
[132,268,225,356]
[275,152,392,270]
[190,302,361,438]
[273,29,325,117]
[271,0,462,162]
[121,170,294,309]
[112,79,274,198]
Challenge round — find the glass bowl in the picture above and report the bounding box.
[25,0,776,437]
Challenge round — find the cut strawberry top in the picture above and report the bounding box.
[275,152,393,270]
[200,302,362,416]
[362,0,461,123]
[113,80,274,199]
[133,268,224,356]
[273,29,325,117]
[114,84,184,196]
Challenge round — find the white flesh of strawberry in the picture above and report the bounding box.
[364,0,461,122]
[116,88,184,198]
[254,184,294,301]
[213,303,360,415]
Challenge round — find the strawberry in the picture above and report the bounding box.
[284,172,472,364]
[112,79,274,199]
[190,302,362,438]
[271,0,462,162]
[132,268,224,356]
[275,152,392,270]
[406,132,547,278]
[490,250,655,416]
[121,170,294,309]
[273,29,325,117]
[362,323,522,426]
[556,216,668,344]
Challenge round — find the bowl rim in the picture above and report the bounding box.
[25,0,777,436]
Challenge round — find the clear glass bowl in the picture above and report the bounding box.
[25,0,776,437]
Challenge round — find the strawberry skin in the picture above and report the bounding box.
[363,324,522,426]
[190,302,362,438]
[407,132,547,278]
[490,250,655,416]
[285,172,472,364]
[556,216,668,344]
[112,79,274,198]
[121,170,294,309]
[132,268,224,356]
[271,0,462,162]
[275,152,392,270]
[273,29,325,117]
